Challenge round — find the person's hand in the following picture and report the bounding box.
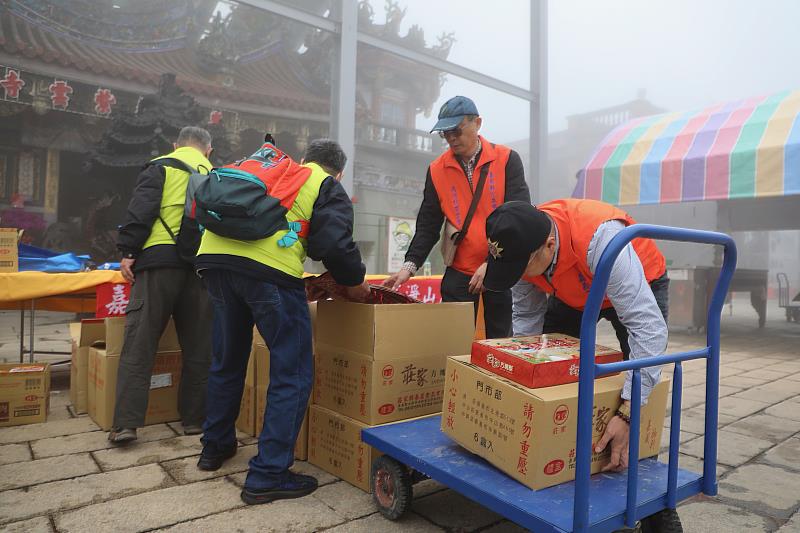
[595,414,631,472]
[120,258,136,284]
[468,262,487,294]
[345,280,372,302]
[383,269,411,290]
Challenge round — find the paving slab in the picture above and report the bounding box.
[0,417,99,444]
[481,520,529,533]
[0,463,169,525]
[744,368,793,381]
[657,452,728,479]
[322,511,444,533]
[760,437,800,471]
[313,481,376,521]
[718,396,771,418]
[721,374,775,389]
[31,425,175,459]
[764,398,800,421]
[732,382,800,404]
[0,516,54,533]
[0,443,31,466]
[725,413,800,443]
[719,463,800,519]
[660,429,700,450]
[162,444,254,484]
[726,359,776,371]
[413,478,448,500]
[675,407,737,434]
[92,435,203,471]
[47,406,73,422]
[158,494,345,532]
[413,489,504,531]
[678,500,771,533]
[0,452,98,491]
[54,478,243,533]
[776,510,800,532]
[682,430,774,467]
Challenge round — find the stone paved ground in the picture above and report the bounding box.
[0,296,798,532]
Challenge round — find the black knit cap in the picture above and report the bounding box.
[483,201,552,292]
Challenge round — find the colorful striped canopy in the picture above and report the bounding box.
[572,90,800,205]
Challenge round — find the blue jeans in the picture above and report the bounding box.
[201,269,312,489]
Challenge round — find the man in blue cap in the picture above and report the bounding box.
[385,96,530,338]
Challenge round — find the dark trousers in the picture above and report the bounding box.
[441,267,512,339]
[113,268,212,428]
[201,269,312,489]
[542,273,670,358]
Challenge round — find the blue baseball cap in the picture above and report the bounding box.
[430,96,479,133]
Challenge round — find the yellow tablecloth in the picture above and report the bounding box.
[0,271,126,313]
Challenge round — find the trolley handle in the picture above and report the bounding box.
[573,224,737,533]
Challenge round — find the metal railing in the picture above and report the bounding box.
[572,224,737,532]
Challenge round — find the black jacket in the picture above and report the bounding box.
[194,176,366,289]
[405,148,530,268]
[117,163,193,272]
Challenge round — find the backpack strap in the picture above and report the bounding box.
[148,158,201,243]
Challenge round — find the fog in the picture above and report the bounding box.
[0,0,797,322]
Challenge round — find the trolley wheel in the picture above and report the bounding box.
[371,456,413,520]
[640,508,683,533]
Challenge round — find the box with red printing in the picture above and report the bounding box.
[470,334,622,388]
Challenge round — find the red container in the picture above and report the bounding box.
[470,334,622,389]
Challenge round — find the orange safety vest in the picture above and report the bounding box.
[523,199,666,310]
[430,136,509,275]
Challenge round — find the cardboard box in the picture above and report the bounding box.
[69,318,178,414]
[471,334,623,388]
[88,348,182,430]
[0,363,50,427]
[314,350,448,425]
[315,300,474,360]
[441,356,668,490]
[69,321,105,414]
[308,404,379,492]
[0,228,18,273]
[103,317,180,356]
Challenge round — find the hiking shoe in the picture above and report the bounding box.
[182,424,203,436]
[197,443,238,471]
[108,428,137,445]
[241,473,319,505]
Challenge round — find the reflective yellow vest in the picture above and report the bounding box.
[197,162,329,279]
[142,147,212,250]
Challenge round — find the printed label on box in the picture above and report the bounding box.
[150,373,173,390]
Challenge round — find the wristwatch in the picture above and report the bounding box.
[616,402,631,424]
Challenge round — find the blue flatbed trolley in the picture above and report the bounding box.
[362,224,737,532]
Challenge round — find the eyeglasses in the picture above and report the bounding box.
[438,127,463,139]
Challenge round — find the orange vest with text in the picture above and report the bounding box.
[523,199,666,310]
[430,136,509,275]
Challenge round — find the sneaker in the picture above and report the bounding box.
[108,428,137,445]
[183,424,203,436]
[197,443,238,471]
[241,473,319,505]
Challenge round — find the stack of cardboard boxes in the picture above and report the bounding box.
[442,334,670,490]
[70,317,182,430]
[308,300,474,491]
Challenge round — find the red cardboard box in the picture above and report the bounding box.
[471,334,622,388]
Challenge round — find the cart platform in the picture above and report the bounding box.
[362,415,703,533]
